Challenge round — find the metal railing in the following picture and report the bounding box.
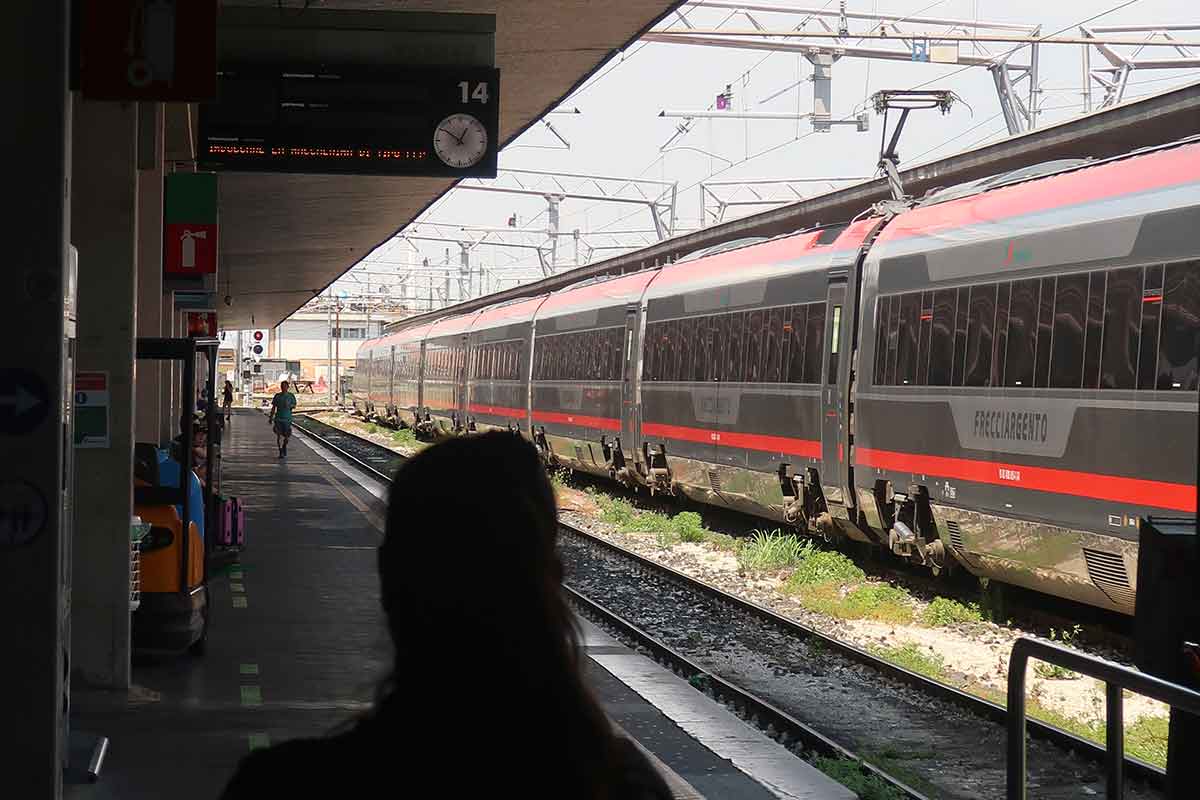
[1007,636,1200,799]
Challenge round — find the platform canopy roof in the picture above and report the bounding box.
[171,0,683,329]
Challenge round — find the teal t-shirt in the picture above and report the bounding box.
[272,391,297,422]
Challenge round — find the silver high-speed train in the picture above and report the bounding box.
[353,138,1200,614]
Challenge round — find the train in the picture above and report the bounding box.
[352,137,1200,615]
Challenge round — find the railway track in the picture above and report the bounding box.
[292,414,1166,800]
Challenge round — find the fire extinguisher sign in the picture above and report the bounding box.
[163,173,218,276]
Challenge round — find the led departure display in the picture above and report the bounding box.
[198,64,499,177]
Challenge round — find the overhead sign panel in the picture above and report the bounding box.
[197,65,499,178]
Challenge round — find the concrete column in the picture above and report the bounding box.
[136,104,165,445]
[71,95,138,690]
[0,1,72,795]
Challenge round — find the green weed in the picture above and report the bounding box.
[736,530,812,573]
[703,531,739,551]
[594,495,714,548]
[811,756,905,800]
[1033,626,1082,680]
[869,642,947,680]
[785,549,864,587]
[921,597,984,627]
[794,582,915,624]
[390,428,419,447]
[671,511,707,543]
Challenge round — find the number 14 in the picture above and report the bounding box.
[458,81,489,104]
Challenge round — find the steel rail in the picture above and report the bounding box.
[291,414,1167,792]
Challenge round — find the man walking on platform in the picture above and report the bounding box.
[268,380,297,458]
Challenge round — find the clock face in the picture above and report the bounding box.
[433,113,489,169]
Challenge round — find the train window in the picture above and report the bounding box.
[641,324,655,381]
[803,303,825,385]
[745,309,764,383]
[952,286,969,386]
[573,333,585,380]
[1004,279,1039,387]
[964,283,996,387]
[614,328,627,381]
[1083,272,1106,389]
[894,292,920,385]
[678,318,696,382]
[693,320,710,382]
[928,289,957,386]
[725,312,745,382]
[873,297,890,385]
[1100,266,1142,389]
[916,292,933,386]
[1050,272,1088,388]
[1034,277,1055,388]
[827,305,842,385]
[1158,260,1200,390]
[884,295,901,386]
[777,304,796,383]
[654,322,668,381]
[765,307,783,383]
[777,311,792,384]
[992,283,1010,387]
[1138,264,1164,390]
[671,319,686,381]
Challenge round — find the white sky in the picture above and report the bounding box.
[333,0,1200,306]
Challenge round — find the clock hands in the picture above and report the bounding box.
[438,126,468,146]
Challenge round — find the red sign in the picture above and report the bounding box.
[79,1,217,101]
[186,311,217,337]
[165,223,218,275]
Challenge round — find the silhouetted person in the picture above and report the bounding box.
[219,432,673,799]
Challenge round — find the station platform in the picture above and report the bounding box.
[65,410,851,799]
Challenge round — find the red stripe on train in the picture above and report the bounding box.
[532,410,621,431]
[855,447,1196,513]
[467,403,526,419]
[642,422,821,458]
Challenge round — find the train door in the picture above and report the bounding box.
[820,281,846,504]
[621,305,641,457]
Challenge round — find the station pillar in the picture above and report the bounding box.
[0,1,72,795]
[70,95,139,689]
[136,103,165,445]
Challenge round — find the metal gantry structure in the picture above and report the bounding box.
[699,176,871,225]
[646,1,1045,135]
[298,5,1200,321]
[1081,24,1200,111]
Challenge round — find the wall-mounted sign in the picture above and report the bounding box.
[78,0,217,101]
[74,372,110,449]
[164,174,218,276]
[186,311,217,337]
[198,64,499,177]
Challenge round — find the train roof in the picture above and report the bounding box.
[645,228,834,297]
[471,294,549,331]
[880,136,1200,246]
[536,270,660,318]
[424,311,482,340]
